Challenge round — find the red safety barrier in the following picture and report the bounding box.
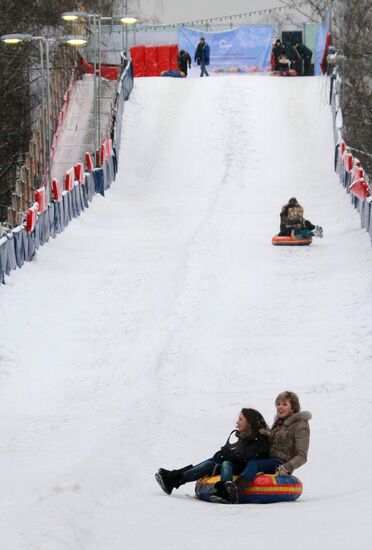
[169,44,179,70]
[352,159,364,182]
[343,151,353,172]
[100,143,106,167]
[158,45,171,73]
[74,162,85,183]
[106,138,113,156]
[34,186,47,213]
[52,178,62,202]
[130,46,146,77]
[85,152,94,172]
[339,139,346,156]
[145,46,159,76]
[26,202,39,232]
[349,178,370,200]
[79,55,119,80]
[64,169,74,191]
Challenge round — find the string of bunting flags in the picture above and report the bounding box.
[134,1,335,31]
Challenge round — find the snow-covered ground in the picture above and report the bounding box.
[51,75,117,185]
[1,74,371,550]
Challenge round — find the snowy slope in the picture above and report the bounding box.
[0,75,371,550]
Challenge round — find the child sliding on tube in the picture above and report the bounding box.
[279,197,323,238]
[155,408,269,503]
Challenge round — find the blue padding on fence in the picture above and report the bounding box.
[54,201,64,234]
[0,236,8,283]
[6,233,17,272]
[93,168,105,196]
[13,227,26,268]
[122,62,134,100]
[0,233,18,282]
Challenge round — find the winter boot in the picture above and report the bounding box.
[210,480,231,503]
[155,465,193,495]
[314,225,323,238]
[224,481,238,504]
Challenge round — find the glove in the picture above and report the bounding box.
[277,464,290,476]
[213,450,225,463]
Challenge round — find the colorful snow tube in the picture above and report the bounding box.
[195,474,303,504]
[272,235,312,246]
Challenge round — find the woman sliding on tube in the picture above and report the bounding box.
[155,408,270,502]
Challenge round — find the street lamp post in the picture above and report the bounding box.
[62,12,101,156]
[62,11,138,158]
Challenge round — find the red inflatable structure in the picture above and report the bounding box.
[131,44,179,77]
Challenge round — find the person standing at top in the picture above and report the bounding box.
[272,39,285,71]
[293,41,313,76]
[177,50,192,76]
[194,37,210,77]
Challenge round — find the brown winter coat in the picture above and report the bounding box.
[281,202,304,228]
[267,411,311,474]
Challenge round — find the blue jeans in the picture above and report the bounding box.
[238,458,282,484]
[182,458,242,483]
[200,63,209,76]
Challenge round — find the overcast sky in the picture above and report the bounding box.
[122,1,284,24]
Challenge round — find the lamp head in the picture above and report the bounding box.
[62,11,90,21]
[62,36,88,46]
[0,33,33,44]
[120,16,138,25]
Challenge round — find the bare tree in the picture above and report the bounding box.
[332,0,372,177]
[279,0,331,23]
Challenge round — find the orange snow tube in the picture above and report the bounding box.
[272,235,312,246]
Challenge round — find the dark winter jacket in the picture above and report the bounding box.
[178,51,192,74]
[273,43,285,61]
[213,430,270,465]
[267,411,311,474]
[194,42,210,66]
[297,44,313,59]
[273,43,285,69]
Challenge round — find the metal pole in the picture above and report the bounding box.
[97,17,101,149]
[125,0,129,56]
[121,0,125,55]
[38,40,47,178]
[45,38,52,187]
[93,15,98,154]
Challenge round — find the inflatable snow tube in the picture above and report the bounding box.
[272,235,312,246]
[195,474,303,504]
